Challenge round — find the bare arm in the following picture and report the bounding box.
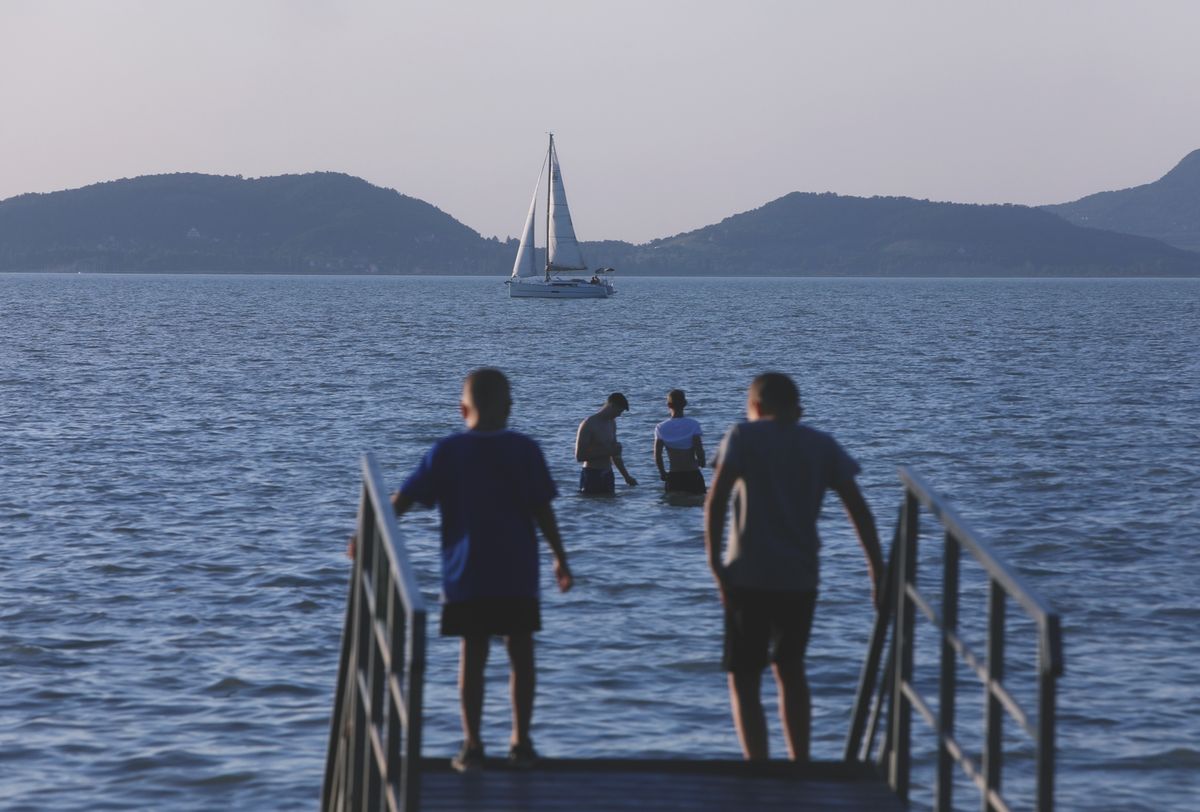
[574,420,592,463]
[532,502,573,592]
[704,461,737,605]
[833,479,883,610]
[612,451,637,486]
[610,425,636,485]
[693,435,706,468]
[654,437,667,481]
[390,490,415,518]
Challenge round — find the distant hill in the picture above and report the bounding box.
[0,172,510,273]
[3,172,1199,277]
[1044,150,1200,252]
[589,192,1200,277]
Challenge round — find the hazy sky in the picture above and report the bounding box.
[3,1,1199,242]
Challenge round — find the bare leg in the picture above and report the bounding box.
[506,633,535,746]
[728,671,768,760]
[773,658,811,761]
[460,635,489,748]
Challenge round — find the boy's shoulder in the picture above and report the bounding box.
[794,421,837,444]
[436,429,545,459]
[728,419,837,448]
[437,428,536,446]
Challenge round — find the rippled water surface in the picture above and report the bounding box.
[2,274,1198,810]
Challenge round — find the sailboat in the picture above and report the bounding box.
[507,134,616,299]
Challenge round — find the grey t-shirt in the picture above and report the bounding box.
[716,419,860,591]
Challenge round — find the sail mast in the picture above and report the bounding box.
[545,133,553,281]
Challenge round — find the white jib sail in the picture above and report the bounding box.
[547,144,588,271]
[510,176,540,278]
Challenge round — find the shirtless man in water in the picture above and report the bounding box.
[575,392,638,494]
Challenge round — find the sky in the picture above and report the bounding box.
[2,0,1199,243]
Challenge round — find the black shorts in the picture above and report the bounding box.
[579,468,615,495]
[664,469,707,494]
[440,597,541,637]
[722,587,817,673]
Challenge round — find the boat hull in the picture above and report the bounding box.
[508,278,614,299]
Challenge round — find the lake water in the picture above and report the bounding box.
[1,274,1197,811]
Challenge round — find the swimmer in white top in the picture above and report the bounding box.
[653,389,707,494]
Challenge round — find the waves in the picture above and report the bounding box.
[2,274,1198,809]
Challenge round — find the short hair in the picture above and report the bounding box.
[464,367,511,412]
[749,372,801,418]
[606,392,630,412]
[666,389,687,408]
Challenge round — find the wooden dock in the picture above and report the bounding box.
[323,455,1064,812]
[418,758,906,812]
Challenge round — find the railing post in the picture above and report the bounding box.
[1037,615,1062,812]
[888,490,919,800]
[350,522,374,812]
[936,531,960,812]
[404,608,426,812]
[844,515,899,762]
[369,596,386,810]
[983,580,1006,812]
[386,583,403,806]
[323,484,369,811]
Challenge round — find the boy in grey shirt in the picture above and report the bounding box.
[705,372,883,761]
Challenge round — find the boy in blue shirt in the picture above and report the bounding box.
[390,368,573,772]
[705,372,882,762]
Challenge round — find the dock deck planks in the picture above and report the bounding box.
[418,758,906,811]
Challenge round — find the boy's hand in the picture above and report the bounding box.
[553,559,574,593]
[625,474,639,486]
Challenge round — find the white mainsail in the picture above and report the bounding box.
[547,139,588,271]
[510,177,540,278]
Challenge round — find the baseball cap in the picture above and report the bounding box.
[607,392,630,413]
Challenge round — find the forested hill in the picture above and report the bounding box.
[3,172,1200,276]
[585,192,1200,277]
[1043,149,1200,252]
[0,172,511,273]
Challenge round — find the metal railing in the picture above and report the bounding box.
[845,467,1064,811]
[322,453,428,812]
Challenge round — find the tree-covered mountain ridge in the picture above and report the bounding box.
[603,191,1200,276]
[1042,149,1200,252]
[2,168,1199,276]
[0,172,510,274]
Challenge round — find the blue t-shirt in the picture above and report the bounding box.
[400,430,557,604]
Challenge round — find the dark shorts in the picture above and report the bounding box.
[579,467,615,495]
[722,587,818,673]
[440,596,541,637]
[665,469,707,494]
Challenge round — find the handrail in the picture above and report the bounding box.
[322,453,428,812]
[843,510,900,762]
[900,468,1062,663]
[846,466,1064,812]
